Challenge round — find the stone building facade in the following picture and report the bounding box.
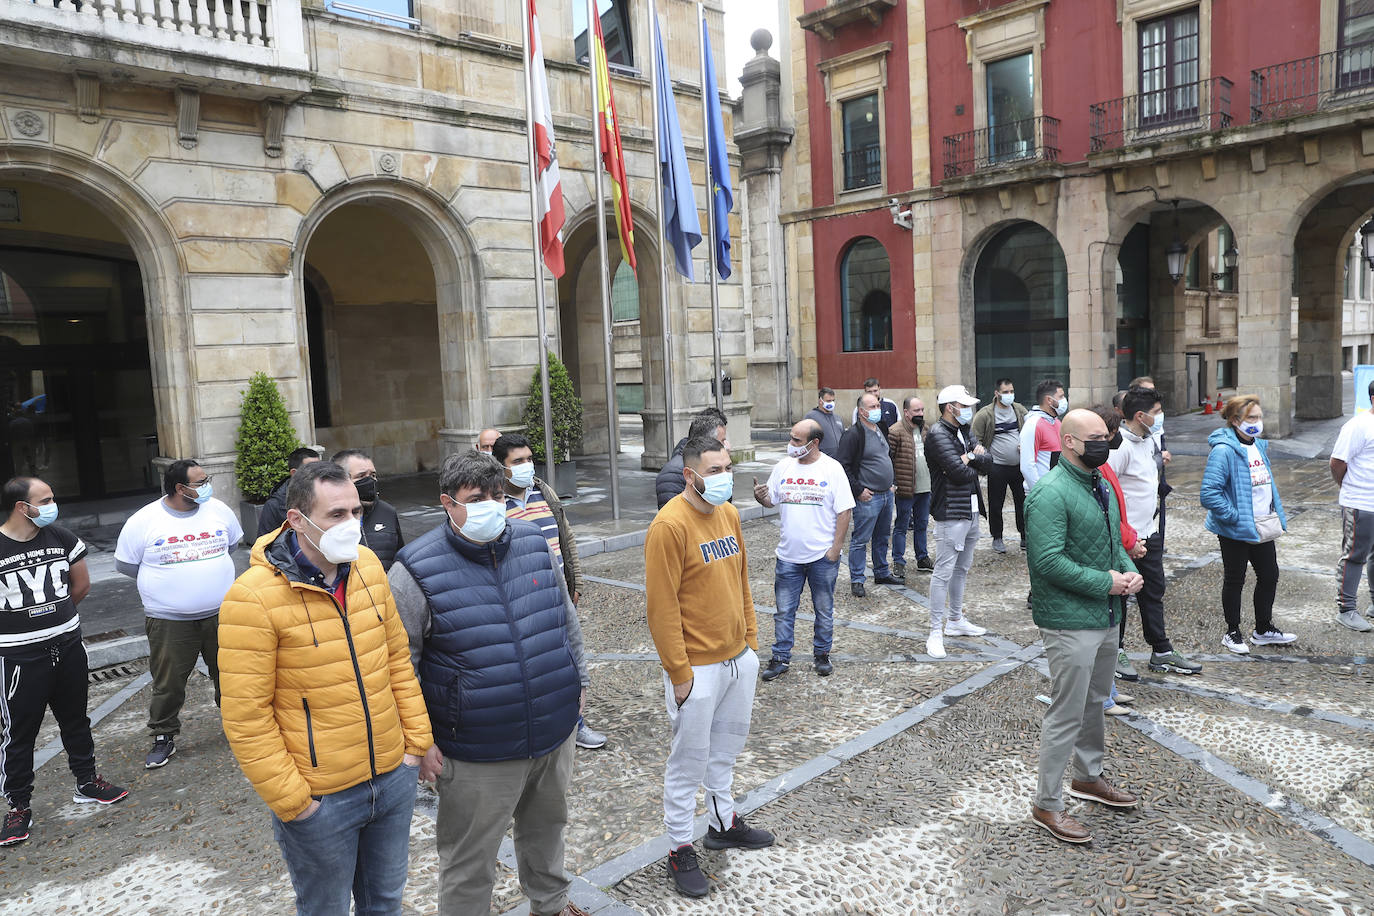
[785,0,1374,437]
[0,0,792,506]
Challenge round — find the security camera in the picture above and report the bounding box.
[889,197,912,231]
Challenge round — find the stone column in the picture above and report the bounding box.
[1294,190,1367,419]
[1236,212,1295,437]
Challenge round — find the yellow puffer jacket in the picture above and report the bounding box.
[219,525,433,821]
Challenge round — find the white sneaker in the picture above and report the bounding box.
[1337,610,1374,632]
[1113,692,1134,705]
[1221,630,1250,655]
[1104,704,1130,716]
[944,618,987,637]
[1250,627,1298,646]
[926,631,946,659]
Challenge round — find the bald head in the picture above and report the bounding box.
[477,428,500,454]
[1060,408,1108,470]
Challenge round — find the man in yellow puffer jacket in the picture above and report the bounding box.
[219,461,432,916]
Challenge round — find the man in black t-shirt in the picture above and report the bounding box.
[0,476,127,847]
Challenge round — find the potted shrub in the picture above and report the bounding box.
[234,371,301,535]
[521,351,584,498]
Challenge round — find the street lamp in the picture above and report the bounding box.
[1361,217,1374,268]
[1166,238,1188,283]
[1211,242,1239,282]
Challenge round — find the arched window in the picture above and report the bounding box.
[973,222,1068,397]
[841,237,892,352]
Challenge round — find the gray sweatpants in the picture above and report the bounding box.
[1035,626,1117,811]
[929,518,980,629]
[662,647,759,847]
[1338,507,1374,615]
[435,729,577,916]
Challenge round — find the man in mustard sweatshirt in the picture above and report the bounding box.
[645,435,774,898]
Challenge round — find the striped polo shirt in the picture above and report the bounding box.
[504,488,564,573]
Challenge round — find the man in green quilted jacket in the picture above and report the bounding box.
[1024,409,1143,844]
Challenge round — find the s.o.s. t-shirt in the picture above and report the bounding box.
[0,524,88,650]
[115,497,243,621]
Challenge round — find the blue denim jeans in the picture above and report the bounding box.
[771,555,840,662]
[892,492,932,563]
[272,762,420,916]
[848,489,893,583]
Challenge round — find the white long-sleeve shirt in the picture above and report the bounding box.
[1107,426,1161,541]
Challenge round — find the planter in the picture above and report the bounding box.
[552,460,578,499]
[239,500,266,545]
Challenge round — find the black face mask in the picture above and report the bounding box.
[1078,440,1111,469]
[913,416,925,431]
[355,477,379,503]
[1108,431,1123,450]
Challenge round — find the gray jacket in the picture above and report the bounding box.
[805,406,846,459]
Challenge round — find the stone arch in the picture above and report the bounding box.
[0,148,195,463]
[291,178,485,460]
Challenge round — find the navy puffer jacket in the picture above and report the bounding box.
[397,520,580,762]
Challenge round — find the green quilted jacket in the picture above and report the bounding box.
[1024,459,1136,630]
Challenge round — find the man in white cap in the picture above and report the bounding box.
[922,385,993,658]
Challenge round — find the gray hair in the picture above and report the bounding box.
[439,450,506,500]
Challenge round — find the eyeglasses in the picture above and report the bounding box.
[186,475,213,487]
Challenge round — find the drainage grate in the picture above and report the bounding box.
[89,663,137,684]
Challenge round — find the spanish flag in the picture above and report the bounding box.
[591,4,637,274]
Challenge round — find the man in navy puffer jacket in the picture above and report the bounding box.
[390,451,590,916]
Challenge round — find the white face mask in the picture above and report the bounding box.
[1056,397,1069,417]
[1000,393,1015,406]
[787,441,812,459]
[1238,419,1263,438]
[303,515,362,564]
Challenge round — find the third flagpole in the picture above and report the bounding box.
[589,0,621,519]
[698,1,724,414]
[647,0,676,461]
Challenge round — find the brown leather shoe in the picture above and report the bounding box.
[1030,805,1092,844]
[1068,776,1138,808]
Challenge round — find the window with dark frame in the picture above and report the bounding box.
[1338,0,1374,88]
[1138,7,1199,127]
[841,94,882,191]
[575,0,635,69]
[840,238,892,352]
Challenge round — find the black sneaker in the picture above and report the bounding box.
[916,556,934,571]
[760,658,789,681]
[667,843,709,897]
[874,575,903,585]
[74,775,129,805]
[814,654,833,677]
[704,814,775,850]
[145,735,176,769]
[850,582,866,597]
[1,808,31,846]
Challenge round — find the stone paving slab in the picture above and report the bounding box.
[608,666,1374,916]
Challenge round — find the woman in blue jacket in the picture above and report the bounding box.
[1199,395,1299,654]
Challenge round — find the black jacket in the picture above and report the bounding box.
[360,498,404,570]
[836,421,892,499]
[655,437,689,509]
[255,477,290,540]
[926,417,991,522]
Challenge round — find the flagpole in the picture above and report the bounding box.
[647,0,676,461]
[521,0,556,484]
[698,1,724,415]
[590,0,621,520]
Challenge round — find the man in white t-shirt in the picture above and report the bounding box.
[115,458,243,768]
[753,419,855,680]
[1330,384,1374,633]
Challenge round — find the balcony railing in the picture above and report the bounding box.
[1251,44,1374,123]
[1089,76,1233,153]
[942,115,1060,179]
[3,0,308,73]
[842,145,882,191]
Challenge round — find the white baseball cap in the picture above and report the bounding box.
[937,384,979,407]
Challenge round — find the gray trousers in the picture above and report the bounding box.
[929,518,979,628]
[435,729,577,916]
[1035,626,1117,811]
[1338,507,1374,615]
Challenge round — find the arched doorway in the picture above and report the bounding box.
[0,180,159,499]
[301,202,444,472]
[972,222,1068,398]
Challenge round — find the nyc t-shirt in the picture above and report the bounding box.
[115,497,243,621]
[766,453,856,563]
[0,524,88,651]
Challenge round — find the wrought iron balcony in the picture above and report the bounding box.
[943,115,1060,179]
[842,145,882,191]
[1251,44,1374,123]
[1089,76,1233,153]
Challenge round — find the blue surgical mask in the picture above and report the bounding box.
[1149,411,1164,434]
[958,406,973,425]
[452,498,507,543]
[822,401,835,412]
[24,501,59,528]
[190,482,213,504]
[508,461,536,489]
[690,467,733,506]
[866,408,883,424]
[1000,393,1015,406]
[1056,397,1069,417]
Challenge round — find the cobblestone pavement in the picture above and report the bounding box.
[5,457,1373,914]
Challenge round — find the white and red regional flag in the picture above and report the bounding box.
[527,0,565,278]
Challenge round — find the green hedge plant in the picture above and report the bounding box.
[521,350,583,465]
[234,372,301,502]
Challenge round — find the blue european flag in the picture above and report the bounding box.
[700,16,734,280]
[654,13,702,281]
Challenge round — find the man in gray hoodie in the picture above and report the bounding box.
[805,387,846,459]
